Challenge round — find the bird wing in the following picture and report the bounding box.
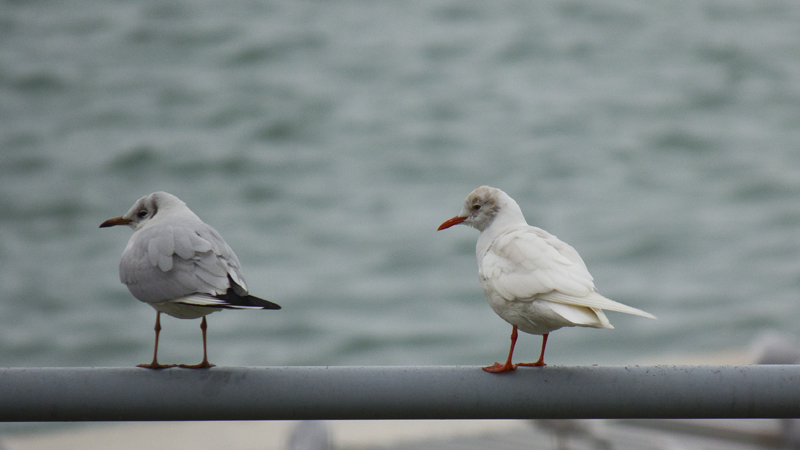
[119,221,247,304]
[193,224,249,295]
[540,291,656,318]
[480,226,656,319]
[480,226,595,300]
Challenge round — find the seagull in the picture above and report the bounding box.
[100,192,281,369]
[438,186,655,372]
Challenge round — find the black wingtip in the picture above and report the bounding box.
[251,296,282,310]
[218,288,281,310]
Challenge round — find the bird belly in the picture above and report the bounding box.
[485,292,610,335]
[149,301,222,319]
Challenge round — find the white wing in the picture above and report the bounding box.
[540,291,656,319]
[480,226,655,319]
[119,221,247,305]
[480,226,594,300]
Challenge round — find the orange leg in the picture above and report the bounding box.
[516,333,549,367]
[179,316,215,369]
[138,312,177,369]
[483,325,519,373]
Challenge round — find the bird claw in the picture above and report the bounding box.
[482,362,516,373]
[178,361,216,369]
[516,361,547,367]
[137,362,177,370]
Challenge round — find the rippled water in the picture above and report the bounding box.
[2,0,800,369]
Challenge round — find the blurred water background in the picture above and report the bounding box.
[1,0,800,371]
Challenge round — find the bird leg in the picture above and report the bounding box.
[516,333,548,367]
[137,312,177,369]
[179,316,215,369]
[483,325,519,373]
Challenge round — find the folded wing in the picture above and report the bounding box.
[120,223,279,310]
[480,226,654,319]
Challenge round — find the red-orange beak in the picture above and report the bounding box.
[99,216,131,228]
[437,216,466,231]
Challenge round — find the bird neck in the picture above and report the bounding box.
[476,210,527,263]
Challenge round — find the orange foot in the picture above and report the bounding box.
[482,362,516,373]
[137,362,177,370]
[178,361,216,369]
[516,361,546,368]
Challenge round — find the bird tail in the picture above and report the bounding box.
[540,291,655,319]
[216,288,282,310]
[175,289,281,310]
[546,302,615,329]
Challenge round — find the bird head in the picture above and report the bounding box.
[99,191,185,231]
[438,186,524,233]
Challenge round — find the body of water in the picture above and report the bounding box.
[2,0,800,368]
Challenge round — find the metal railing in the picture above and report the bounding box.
[1,365,799,421]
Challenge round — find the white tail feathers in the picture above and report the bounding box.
[540,291,657,319]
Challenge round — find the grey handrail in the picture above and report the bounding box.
[0,365,798,421]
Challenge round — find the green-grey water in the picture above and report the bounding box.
[2,0,800,369]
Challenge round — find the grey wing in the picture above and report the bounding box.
[194,224,249,295]
[119,223,244,304]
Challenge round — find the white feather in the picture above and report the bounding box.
[540,291,656,319]
[448,186,656,337]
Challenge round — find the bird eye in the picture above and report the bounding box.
[137,210,148,218]
[472,204,481,211]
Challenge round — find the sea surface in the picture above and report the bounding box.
[2,0,800,370]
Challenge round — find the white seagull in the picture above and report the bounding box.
[438,186,655,372]
[100,192,280,369]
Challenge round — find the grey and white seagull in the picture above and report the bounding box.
[101,191,280,369]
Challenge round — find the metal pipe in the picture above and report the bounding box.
[1,365,799,421]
